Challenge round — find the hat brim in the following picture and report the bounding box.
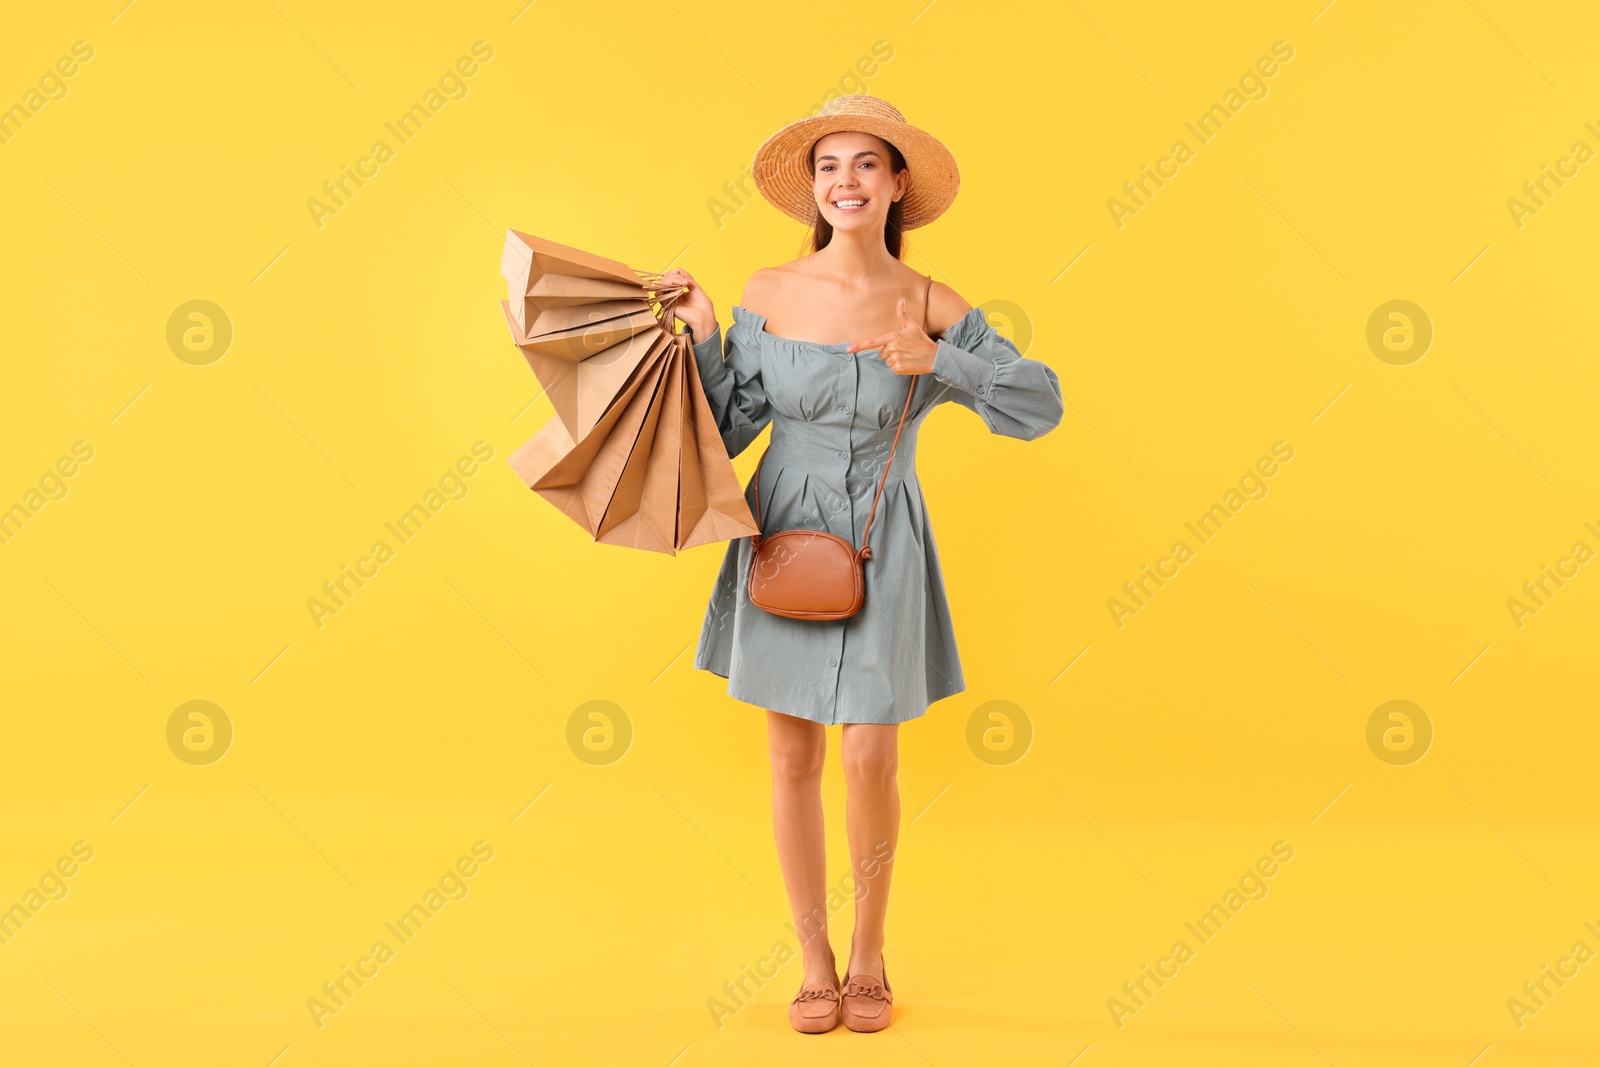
[751,112,959,231]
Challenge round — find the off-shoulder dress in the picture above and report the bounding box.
[688,301,1064,725]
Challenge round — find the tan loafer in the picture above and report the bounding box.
[841,966,893,1032]
[787,975,841,1034]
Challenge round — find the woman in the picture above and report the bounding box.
[664,95,1064,1034]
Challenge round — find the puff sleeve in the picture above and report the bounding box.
[929,309,1064,441]
[689,312,772,459]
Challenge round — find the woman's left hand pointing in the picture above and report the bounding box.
[846,298,938,374]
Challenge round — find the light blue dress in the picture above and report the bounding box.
[690,303,1064,725]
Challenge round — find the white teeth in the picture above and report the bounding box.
[834,199,866,208]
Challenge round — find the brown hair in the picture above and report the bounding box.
[804,136,908,260]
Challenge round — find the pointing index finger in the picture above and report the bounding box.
[846,331,898,354]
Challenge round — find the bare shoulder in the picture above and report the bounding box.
[925,280,974,338]
[738,264,803,316]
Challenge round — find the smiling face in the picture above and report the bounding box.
[810,130,908,238]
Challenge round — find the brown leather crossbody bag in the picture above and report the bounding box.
[745,277,930,622]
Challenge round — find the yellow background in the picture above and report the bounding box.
[2,1,1597,1063]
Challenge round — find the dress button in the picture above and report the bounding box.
[837,450,846,457]
[843,406,851,415]
[828,657,838,667]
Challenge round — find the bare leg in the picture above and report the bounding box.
[841,723,899,982]
[766,710,836,985]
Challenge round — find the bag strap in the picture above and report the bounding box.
[858,274,932,558]
[753,275,932,561]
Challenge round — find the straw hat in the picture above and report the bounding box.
[752,95,960,231]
